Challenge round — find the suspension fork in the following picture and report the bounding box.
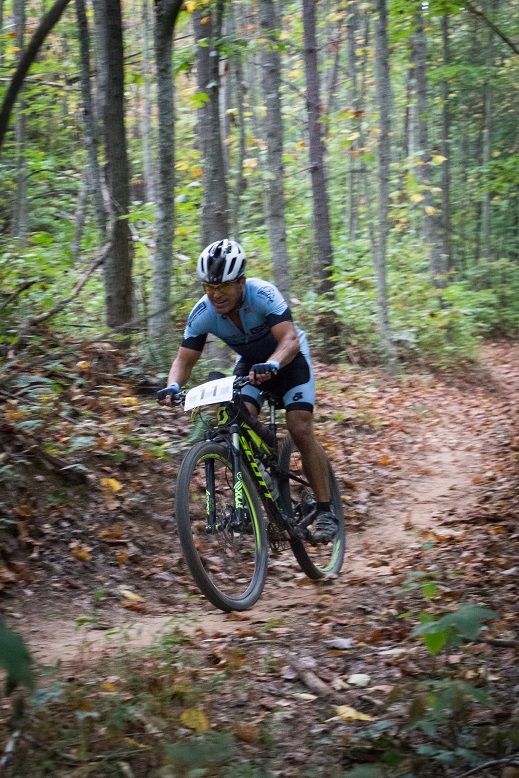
[230,423,246,522]
[204,432,217,531]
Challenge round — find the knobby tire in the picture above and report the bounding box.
[278,435,346,579]
[175,440,268,612]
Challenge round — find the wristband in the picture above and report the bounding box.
[269,361,280,371]
[167,382,180,392]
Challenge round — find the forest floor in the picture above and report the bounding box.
[0,340,518,776]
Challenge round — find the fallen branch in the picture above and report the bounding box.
[455,753,519,778]
[286,654,343,703]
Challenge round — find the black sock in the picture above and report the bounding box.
[316,502,331,513]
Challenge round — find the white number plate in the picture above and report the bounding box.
[184,376,235,411]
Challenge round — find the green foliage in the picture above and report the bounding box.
[412,603,496,655]
[164,732,236,772]
[0,617,34,695]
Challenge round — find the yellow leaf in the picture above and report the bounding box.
[101,477,123,493]
[425,205,437,215]
[71,544,92,562]
[180,709,211,732]
[76,360,90,369]
[100,681,117,693]
[120,396,138,406]
[119,588,145,602]
[431,154,447,164]
[410,193,424,203]
[335,705,373,722]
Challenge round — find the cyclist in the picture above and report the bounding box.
[157,239,338,544]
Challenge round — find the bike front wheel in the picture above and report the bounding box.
[175,440,268,612]
[278,436,345,579]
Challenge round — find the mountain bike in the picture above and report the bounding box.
[173,374,345,612]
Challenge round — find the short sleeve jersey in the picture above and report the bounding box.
[181,278,310,364]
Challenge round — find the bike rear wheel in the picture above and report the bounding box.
[175,440,268,611]
[278,436,345,579]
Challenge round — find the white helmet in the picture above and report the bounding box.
[197,239,246,284]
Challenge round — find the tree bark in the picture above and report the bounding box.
[12,0,27,242]
[259,0,291,301]
[410,5,446,285]
[440,14,451,269]
[142,0,155,203]
[75,0,107,237]
[302,0,339,359]
[373,0,396,372]
[346,1,360,240]
[100,0,133,329]
[193,1,230,248]
[0,0,73,153]
[148,0,183,342]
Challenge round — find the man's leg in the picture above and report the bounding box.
[285,409,330,502]
[285,410,338,543]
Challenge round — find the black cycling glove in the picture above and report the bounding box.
[250,361,280,377]
[157,382,180,402]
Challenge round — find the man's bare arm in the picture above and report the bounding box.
[249,320,300,385]
[159,347,202,405]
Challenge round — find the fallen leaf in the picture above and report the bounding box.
[119,588,145,602]
[101,478,123,494]
[347,673,371,688]
[180,708,210,732]
[233,723,261,744]
[335,705,373,722]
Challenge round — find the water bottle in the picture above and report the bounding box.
[256,459,279,502]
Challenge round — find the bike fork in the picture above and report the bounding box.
[230,423,246,524]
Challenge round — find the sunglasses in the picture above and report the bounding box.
[203,280,238,295]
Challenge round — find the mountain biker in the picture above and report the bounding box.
[157,239,338,544]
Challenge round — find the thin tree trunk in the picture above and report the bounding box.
[193,1,230,247]
[441,14,451,269]
[101,0,133,329]
[75,0,107,237]
[142,0,155,203]
[302,0,338,359]
[480,2,494,261]
[227,4,245,240]
[12,0,27,242]
[373,0,396,372]
[148,0,183,341]
[411,5,446,285]
[346,1,360,240]
[259,0,291,301]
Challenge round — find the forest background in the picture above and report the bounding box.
[1,0,518,367]
[1,0,519,774]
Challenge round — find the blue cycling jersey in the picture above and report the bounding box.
[181,278,310,364]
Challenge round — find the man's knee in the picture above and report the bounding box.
[286,410,314,445]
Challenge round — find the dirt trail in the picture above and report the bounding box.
[17,343,519,665]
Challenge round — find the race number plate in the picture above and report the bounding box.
[184,376,235,411]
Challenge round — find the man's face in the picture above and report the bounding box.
[204,277,245,315]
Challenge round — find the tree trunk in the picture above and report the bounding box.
[12,0,27,242]
[142,0,155,203]
[193,2,230,248]
[410,5,446,285]
[346,1,360,240]
[373,0,396,372]
[302,0,338,359]
[440,14,451,269]
[148,0,183,342]
[480,1,495,262]
[75,0,107,237]
[259,0,291,301]
[100,0,133,329]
